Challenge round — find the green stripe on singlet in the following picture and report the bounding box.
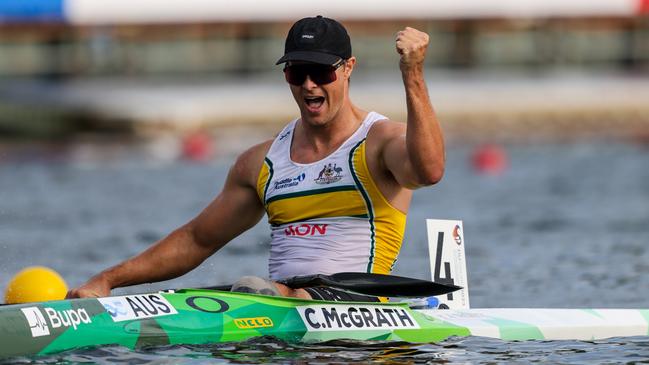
[348,138,376,273]
[263,158,274,204]
[265,185,358,204]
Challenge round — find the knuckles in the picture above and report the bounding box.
[396,27,429,54]
[65,289,79,299]
[66,287,100,299]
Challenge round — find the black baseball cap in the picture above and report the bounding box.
[276,15,352,66]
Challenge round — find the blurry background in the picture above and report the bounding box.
[1,1,648,307]
[1,0,648,144]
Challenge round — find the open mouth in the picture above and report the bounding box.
[304,96,325,111]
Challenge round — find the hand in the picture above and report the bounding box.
[66,274,112,299]
[395,27,429,71]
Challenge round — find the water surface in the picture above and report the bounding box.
[1,141,648,363]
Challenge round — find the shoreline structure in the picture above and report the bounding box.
[1,70,648,143]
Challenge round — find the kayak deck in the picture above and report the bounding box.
[1,289,648,358]
[421,308,649,341]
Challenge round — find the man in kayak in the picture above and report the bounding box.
[67,16,445,302]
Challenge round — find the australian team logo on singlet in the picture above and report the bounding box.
[314,163,343,185]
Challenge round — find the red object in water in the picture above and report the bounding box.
[471,144,508,175]
[639,0,649,14]
[182,131,214,162]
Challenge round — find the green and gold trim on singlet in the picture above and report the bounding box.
[348,139,407,275]
[266,185,357,204]
[260,184,369,225]
[257,157,274,204]
[348,139,376,273]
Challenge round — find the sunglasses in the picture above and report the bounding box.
[283,61,344,86]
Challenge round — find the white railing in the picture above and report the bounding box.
[65,0,641,24]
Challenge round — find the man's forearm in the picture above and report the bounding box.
[395,27,445,185]
[98,226,215,289]
[402,66,445,184]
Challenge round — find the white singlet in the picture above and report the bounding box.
[256,112,407,280]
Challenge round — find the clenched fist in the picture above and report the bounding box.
[395,27,429,71]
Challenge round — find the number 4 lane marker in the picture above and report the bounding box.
[427,219,470,309]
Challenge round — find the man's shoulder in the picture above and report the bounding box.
[231,139,274,185]
[240,139,274,160]
[367,118,406,143]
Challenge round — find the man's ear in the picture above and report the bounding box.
[344,57,356,79]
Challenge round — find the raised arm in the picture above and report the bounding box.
[381,27,445,189]
[67,142,270,298]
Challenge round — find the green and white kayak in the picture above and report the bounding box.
[2,288,649,358]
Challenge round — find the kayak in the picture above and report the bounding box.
[5,219,646,358]
[2,288,649,358]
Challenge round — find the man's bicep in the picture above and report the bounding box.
[382,135,420,189]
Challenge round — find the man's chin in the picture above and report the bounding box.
[301,112,329,126]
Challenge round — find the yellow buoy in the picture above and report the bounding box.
[4,266,68,304]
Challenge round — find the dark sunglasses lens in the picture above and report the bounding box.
[310,67,337,85]
[285,67,306,86]
[284,65,337,86]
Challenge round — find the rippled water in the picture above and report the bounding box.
[1,140,649,363]
[7,336,649,364]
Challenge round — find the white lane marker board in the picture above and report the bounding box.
[427,219,470,309]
